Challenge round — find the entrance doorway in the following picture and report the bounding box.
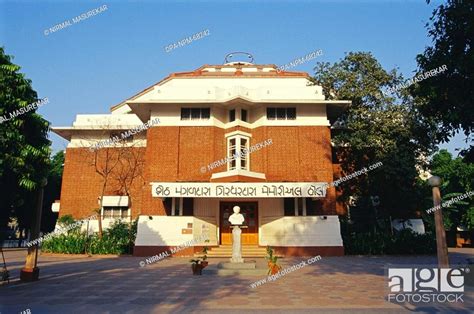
[219,202,258,245]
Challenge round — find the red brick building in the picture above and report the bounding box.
[53,61,350,257]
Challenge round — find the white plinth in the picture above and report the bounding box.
[230,225,244,263]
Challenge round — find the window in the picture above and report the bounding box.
[181,108,210,120]
[287,108,296,119]
[306,199,324,216]
[182,198,194,216]
[240,137,248,169]
[164,198,194,216]
[102,206,129,219]
[241,109,248,122]
[229,138,237,170]
[229,109,236,122]
[110,132,133,143]
[227,135,250,171]
[296,198,304,216]
[266,107,296,120]
[284,198,322,216]
[284,198,295,216]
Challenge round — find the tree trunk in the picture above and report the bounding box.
[98,182,107,239]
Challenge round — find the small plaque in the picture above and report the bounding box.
[182,228,193,234]
[187,223,193,228]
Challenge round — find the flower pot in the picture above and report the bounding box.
[191,263,203,275]
[268,262,280,275]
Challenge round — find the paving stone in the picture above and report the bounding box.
[0,249,473,312]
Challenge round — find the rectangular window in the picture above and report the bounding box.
[110,132,133,143]
[174,198,181,215]
[191,108,201,120]
[284,198,295,216]
[181,108,210,120]
[182,198,194,216]
[227,135,250,171]
[266,107,297,120]
[181,108,191,120]
[277,108,286,120]
[167,198,194,216]
[284,198,319,216]
[267,108,276,120]
[163,198,172,216]
[102,206,129,219]
[241,109,248,122]
[306,199,324,216]
[229,109,236,122]
[201,108,210,119]
[296,198,304,216]
[229,138,237,170]
[287,108,296,120]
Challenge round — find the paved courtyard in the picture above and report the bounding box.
[0,248,473,313]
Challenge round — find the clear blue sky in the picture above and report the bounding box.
[0,0,466,155]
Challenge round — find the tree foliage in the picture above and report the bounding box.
[0,47,51,231]
[41,151,65,233]
[415,0,474,161]
[312,52,437,228]
[424,149,474,230]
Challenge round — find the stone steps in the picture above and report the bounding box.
[205,261,269,276]
[197,245,269,258]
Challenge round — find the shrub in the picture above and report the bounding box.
[88,220,132,254]
[57,214,75,227]
[41,233,88,254]
[343,229,436,255]
[42,219,138,255]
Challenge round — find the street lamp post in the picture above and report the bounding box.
[428,176,449,268]
[20,178,47,281]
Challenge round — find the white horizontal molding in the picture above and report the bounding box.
[102,195,129,207]
[211,169,266,180]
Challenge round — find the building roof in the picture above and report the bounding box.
[110,64,310,112]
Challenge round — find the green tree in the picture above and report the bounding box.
[423,149,474,230]
[312,52,437,231]
[0,47,51,235]
[415,0,474,161]
[41,151,65,233]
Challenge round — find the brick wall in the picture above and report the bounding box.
[60,125,337,218]
[140,125,337,215]
[59,147,146,219]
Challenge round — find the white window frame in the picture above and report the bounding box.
[101,206,130,219]
[226,135,250,171]
[180,108,211,120]
[266,107,297,120]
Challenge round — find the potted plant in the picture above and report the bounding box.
[265,246,281,275]
[190,259,206,275]
[190,243,210,275]
[0,267,9,282]
[201,241,209,268]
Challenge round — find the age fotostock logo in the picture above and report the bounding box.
[388,267,467,303]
